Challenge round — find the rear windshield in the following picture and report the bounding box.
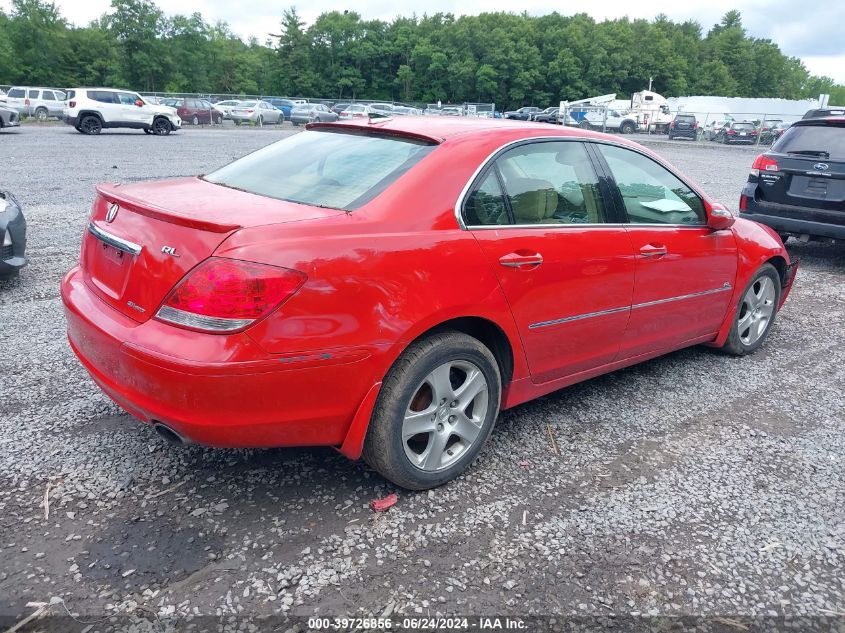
[773,123,845,161]
[676,115,695,121]
[239,101,256,107]
[204,130,436,210]
[733,123,754,130]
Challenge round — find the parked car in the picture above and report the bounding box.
[0,191,26,279]
[339,104,375,119]
[440,106,463,117]
[61,118,797,489]
[290,103,339,125]
[214,100,242,119]
[176,98,222,125]
[392,106,422,116]
[0,103,21,129]
[740,116,844,242]
[331,103,351,115]
[504,106,539,120]
[369,103,395,113]
[532,107,559,124]
[581,109,639,134]
[706,118,734,140]
[63,88,181,135]
[230,100,283,125]
[3,86,66,119]
[756,119,783,143]
[766,121,791,144]
[668,113,698,140]
[715,121,758,144]
[802,107,845,120]
[265,98,295,120]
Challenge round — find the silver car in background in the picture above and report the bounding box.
[230,100,283,125]
[289,103,338,126]
[0,103,21,129]
[3,87,66,119]
[214,100,242,119]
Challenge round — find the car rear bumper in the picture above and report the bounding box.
[0,191,27,276]
[741,196,845,240]
[669,129,696,138]
[61,266,381,449]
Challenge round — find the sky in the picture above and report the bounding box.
[4,0,845,84]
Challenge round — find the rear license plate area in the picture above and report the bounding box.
[86,242,131,299]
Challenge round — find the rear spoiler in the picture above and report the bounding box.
[95,182,241,233]
[306,121,444,144]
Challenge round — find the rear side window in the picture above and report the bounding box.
[42,91,55,101]
[90,91,118,104]
[8,88,25,98]
[205,130,436,211]
[28,89,38,98]
[465,172,509,226]
[773,124,845,161]
[66,90,75,100]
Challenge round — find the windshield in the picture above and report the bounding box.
[204,130,436,210]
[773,123,845,160]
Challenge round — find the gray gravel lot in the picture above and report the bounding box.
[0,123,843,629]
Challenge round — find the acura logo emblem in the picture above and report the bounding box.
[813,163,829,171]
[106,203,119,223]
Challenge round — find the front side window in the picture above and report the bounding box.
[118,93,137,105]
[491,141,606,225]
[205,130,436,211]
[597,144,704,225]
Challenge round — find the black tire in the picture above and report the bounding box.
[620,121,636,134]
[777,232,790,244]
[79,114,102,135]
[143,128,152,135]
[34,107,49,121]
[234,120,241,126]
[279,113,285,124]
[668,133,674,140]
[720,264,781,356]
[722,134,730,144]
[579,120,592,129]
[292,121,299,127]
[152,117,171,136]
[191,115,199,126]
[363,331,502,490]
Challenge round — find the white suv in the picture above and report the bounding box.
[63,88,181,135]
[4,87,67,119]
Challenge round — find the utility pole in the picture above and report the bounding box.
[648,76,653,91]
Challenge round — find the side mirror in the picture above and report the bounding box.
[707,202,735,230]
[135,99,144,107]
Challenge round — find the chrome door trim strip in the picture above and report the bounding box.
[88,222,142,255]
[529,305,629,329]
[528,284,732,330]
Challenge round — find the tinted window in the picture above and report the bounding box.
[28,90,38,98]
[205,130,436,211]
[201,100,212,108]
[66,90,75,100]
[494,141,606,225]
[8,88,25,98]
[598,144,704,225]
[42,91,55,101]
[773,123,845,161]
[90,91,118,104]
[118,93,137,105]
[465,171,509,226]
[733,123,755,130]
[676,115,695,122]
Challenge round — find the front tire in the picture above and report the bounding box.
[363,332,501,490]
[620,121,635,134]
[152,117,171,135]
[721,264,781,356]
[34,107,48,121]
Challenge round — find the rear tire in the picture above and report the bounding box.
[79,115,102,135]
[363,332,501,490]
[214,114,222,124]
[579,120,591,129]
[191,115,199,126]
[720,264,781,356]
[34,107,48,121]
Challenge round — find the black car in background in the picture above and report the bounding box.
[504,106,540,120]
[668,113,697,140]
[0,191,27,279]
[532,107,559,123]
[717,121,758,144]
[739,117,845,241]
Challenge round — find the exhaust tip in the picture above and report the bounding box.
[153,422,185,446]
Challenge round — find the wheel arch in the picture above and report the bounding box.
[337,314,520,461]
[77,110,104,122]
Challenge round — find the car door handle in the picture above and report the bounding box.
[499,252,544,268]
[639,244,668,258]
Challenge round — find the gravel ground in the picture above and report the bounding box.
[0,123,843,631]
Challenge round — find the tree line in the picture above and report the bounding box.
[1,0,843,109]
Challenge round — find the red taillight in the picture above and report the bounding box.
[156,258,306,333]
[727,129,736,135]
[670,121,675,129]
[751,154,779,177]
[693,122,698,129]
[247,109,254,113]
[24,98,30,105]
[739,194,747,210]
[69,100,76,108]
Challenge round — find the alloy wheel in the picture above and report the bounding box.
[402,360,489,472]
[737,276,776,346]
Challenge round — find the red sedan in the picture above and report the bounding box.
[61,118,798,489]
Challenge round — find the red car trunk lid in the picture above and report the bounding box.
[81,177,343,323]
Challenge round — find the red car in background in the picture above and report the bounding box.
[174,97,222,125]
[61,118,797,489]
